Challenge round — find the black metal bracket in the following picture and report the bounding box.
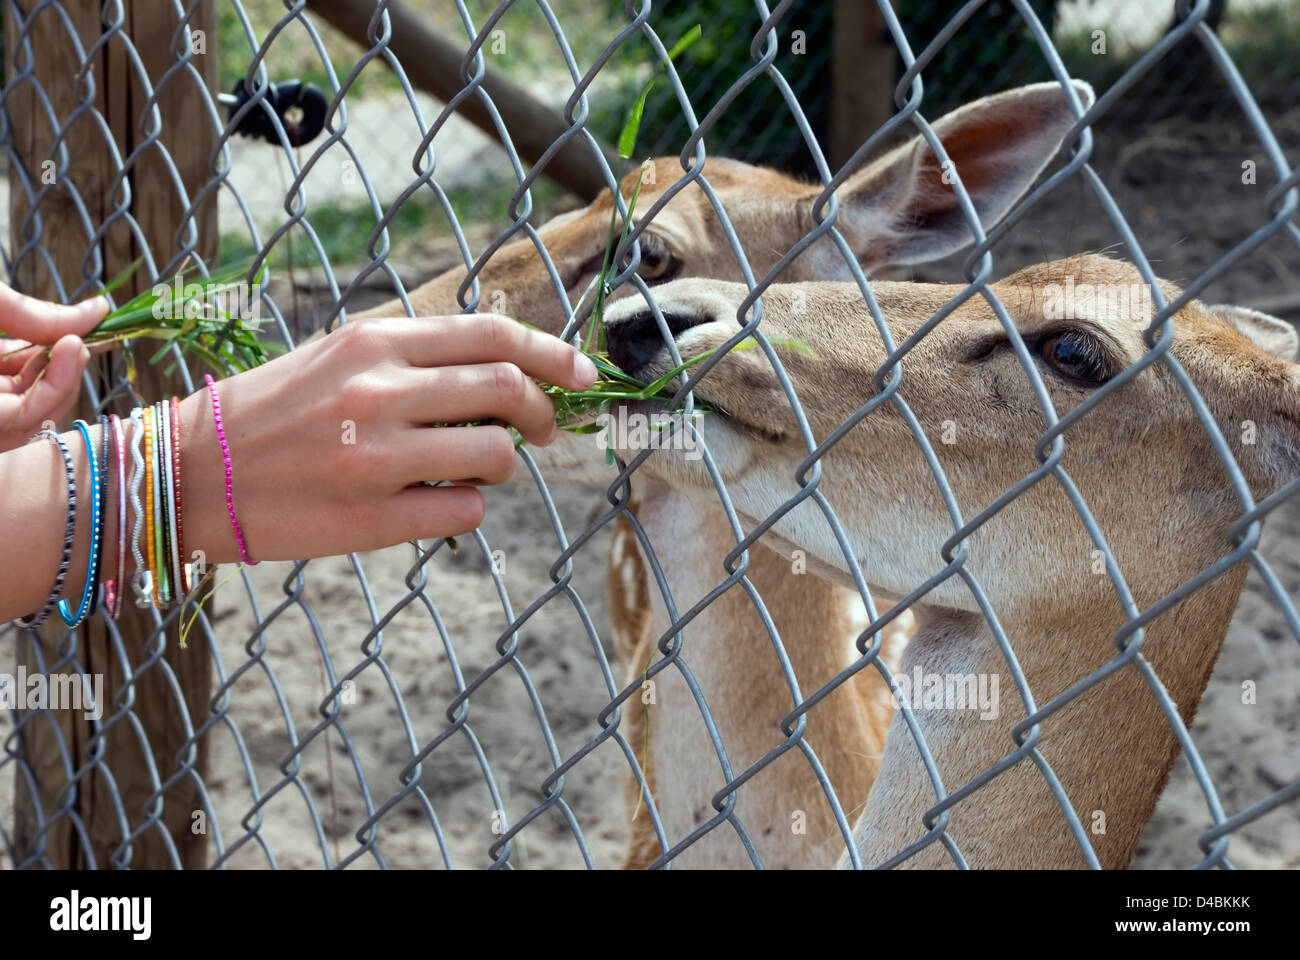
[220,78,328,147]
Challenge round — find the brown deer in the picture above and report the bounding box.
[353,82,1095,867]
[598,253,1299,868]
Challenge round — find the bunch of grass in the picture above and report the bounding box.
[92,258,277,377]
[540,22,809,457]
[1,258,279,380]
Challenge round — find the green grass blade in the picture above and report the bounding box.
[619,24,701,160]
[99,257,144,297]
[618,79,654,159]
[666,23,703,61]
[587,202,621,354]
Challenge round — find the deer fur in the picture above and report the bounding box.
[600,254,1300,868]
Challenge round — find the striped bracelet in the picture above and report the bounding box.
[159,395,178,598]
[14,430,76,629]
[105,413,127,619]
[171,396,188,595]
[128,408,153,607]
[144,406,158,607]
[87,414,111,617]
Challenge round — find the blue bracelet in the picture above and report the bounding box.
[58,420,101,628]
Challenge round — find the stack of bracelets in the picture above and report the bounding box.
[14,375,258,630]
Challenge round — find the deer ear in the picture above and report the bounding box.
[841,81,1095,267]
[1206,304,1299,360]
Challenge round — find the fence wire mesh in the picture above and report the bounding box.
[1,0,1299,869]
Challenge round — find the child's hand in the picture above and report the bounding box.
[0,285,108,451]
[178,315,600,563]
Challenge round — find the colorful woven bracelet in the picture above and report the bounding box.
[171,396,188,595]
[144,406,158,607]
[106,413,127,619]
[14,430,76,629]
[158,399,176,604]
[205,374,258,566]
[154,403,167,598]
[58,420,101,628]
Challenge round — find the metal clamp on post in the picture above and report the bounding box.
[218,78,328,147]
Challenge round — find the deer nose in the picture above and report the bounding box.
[606,308,711,378]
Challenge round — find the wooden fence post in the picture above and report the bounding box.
[7,0,216,869]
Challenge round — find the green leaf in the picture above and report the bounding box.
[617,24,702,160]
[618,79,654,159]
[666,23,703,62]
[100,257,144,296]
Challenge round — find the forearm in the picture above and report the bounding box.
[0,426,101,624]
[1,315,599,623]
[0,390,237,625]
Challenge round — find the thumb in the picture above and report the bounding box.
[0,284,109,345]
[0,335,89,435]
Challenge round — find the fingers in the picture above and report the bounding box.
[396,362,559,446]
[374,485,486,544]
[0,344,45,386]
[0,341,43,376]
[388,424,519,486]
[366,315,599,391]
[0,285,108,345]
[0,336,89,434]
[0,336,107,378]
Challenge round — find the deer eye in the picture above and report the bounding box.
[625,233,680,283]
[1039,330,1113,386]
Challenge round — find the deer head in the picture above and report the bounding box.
[602,253,1300,867]
[365,82,1095,340]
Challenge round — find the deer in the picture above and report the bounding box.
[596,253,1300,868]
[346,81,1096,867]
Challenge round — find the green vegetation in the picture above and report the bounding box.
[1,259,279,378]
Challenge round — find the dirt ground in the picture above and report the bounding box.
[5,109,1300,870]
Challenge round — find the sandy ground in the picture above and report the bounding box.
[199,481,629,869]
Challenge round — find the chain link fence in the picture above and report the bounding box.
[2,0,1299,869]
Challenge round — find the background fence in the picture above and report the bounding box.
[1,0,1299,869]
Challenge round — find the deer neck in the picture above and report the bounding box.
[637,486,892,867]
[850,566,1246,869]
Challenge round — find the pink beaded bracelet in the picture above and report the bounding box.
[204,374,259,566]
